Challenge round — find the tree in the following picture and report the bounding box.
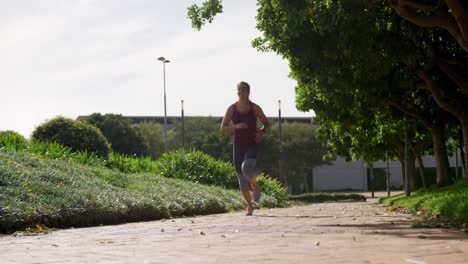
[166,116,232,161]
[132,122,165,159]
[277,122,330,192]
[188,0,467,184]
[84,113,149,157]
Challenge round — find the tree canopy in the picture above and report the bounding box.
[188,0,468,185]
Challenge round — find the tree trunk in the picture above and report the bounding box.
[412,147,427,188]
[461,116,468,183]
[430,126,451,186]
[396,144,406,190]
[458,127,465,171]
[408,148,417,190]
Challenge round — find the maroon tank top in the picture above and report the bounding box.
[231,102,257,146]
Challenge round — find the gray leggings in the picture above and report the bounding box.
[233,144,258,192]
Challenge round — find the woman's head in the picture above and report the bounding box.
[237,81,250,99]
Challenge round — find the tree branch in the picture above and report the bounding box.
[437,57,468,97]
[444,0,468,42]
[387,99,432,128]
[404,0,441,12]
[415,68,464,116]
[389,0,468,53]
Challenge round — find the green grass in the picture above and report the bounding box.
[379,180,468,229]
[1,137,288,210]
[288,193,366,203]
[0,149,279,234]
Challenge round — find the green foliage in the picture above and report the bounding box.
[156,149,238,189]
[380,180,468,222]
[0,149,281,234]
[132,122,165,159]
[289,193,366,203]
[187,0,223,30]
[106,152,158,174]
[258,122,329,185]
[256,174,287,206]
[0,131,28,151]
[168,117,232,161]
[31,116,111,158]
[84,113,149,157]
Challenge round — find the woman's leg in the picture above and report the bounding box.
[242,144,261,203]
[234,145,253,214]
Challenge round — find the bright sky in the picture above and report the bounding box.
[1,0,314,138]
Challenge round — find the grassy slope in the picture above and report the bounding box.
[380,180,468,225]
[0,149,278,233]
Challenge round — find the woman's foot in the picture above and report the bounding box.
[245,206,254,216]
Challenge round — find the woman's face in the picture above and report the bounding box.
[237,85,249,99]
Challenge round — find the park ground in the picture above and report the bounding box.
[0,192,466,264]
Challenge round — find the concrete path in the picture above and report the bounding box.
[0,192,466,263]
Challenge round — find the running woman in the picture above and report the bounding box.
[220,81,270,216]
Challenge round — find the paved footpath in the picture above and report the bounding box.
[0,192,466,264]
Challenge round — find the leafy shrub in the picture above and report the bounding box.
[0,131,28,151]
[106,152,158,174]
[256,174,288,206]
[156,149,238,189]
[32,116,111,158]
[84,113,149,157]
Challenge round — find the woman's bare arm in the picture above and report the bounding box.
[254,104,270,133]
[220,106,247,133]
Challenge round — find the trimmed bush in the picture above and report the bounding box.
[156,149,238,189]
[32,116,111,158]
[0,131,28,151]
[256,174,288,206]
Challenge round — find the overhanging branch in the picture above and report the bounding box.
[389,0,468,53]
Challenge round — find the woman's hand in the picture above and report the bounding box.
[254,131,264,143]
[234,123,248,129]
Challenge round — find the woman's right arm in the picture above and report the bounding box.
[220,106,247,133]
[220,106,235,133]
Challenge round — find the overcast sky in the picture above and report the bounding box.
[1,0,314,138]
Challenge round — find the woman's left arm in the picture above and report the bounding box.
[254,104,270,143]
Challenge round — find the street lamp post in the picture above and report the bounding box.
[278,100,285,192]
[157,56,170,153]
[181,100,185,149]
